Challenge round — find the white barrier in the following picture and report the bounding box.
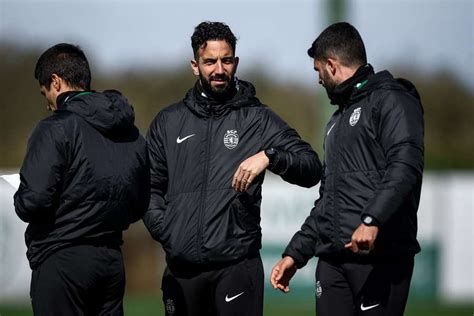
[0,172,472,302]
[0,174,30,303]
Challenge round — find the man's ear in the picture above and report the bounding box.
[326,58,337,76]
[51,74,62,92]
[234,56,239,73]
[190,59,200,76]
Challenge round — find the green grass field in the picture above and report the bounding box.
[1,296,472,316]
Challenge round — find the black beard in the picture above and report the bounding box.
[199,74,233,97]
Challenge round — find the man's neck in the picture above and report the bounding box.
[337,66,359,85]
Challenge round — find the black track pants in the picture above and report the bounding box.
[161,255,264,316]
[30,244,125,316]
[315,256,414,316]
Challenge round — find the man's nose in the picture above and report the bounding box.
[215,60,224,74]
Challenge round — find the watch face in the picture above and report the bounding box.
[265,148,276,160]
[364,216,373,225]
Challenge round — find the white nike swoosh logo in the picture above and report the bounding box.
[327,123,336,136]
[360,303,380,311]
[225,291,245,302]
[176,134,195,144]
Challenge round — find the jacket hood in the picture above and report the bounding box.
[59,90,136,135]
[350,70,422,105]
[183,79,261,117]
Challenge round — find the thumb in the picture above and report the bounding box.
[273,265,283,281]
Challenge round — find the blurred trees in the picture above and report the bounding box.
[2,44,472,170]
[0,44,318,170]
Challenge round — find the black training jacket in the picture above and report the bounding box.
[143,80,322,270]
[284,71,424,268]
[15,90,150,269]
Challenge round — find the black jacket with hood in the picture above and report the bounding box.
[143,80,322,271]
[15,90,150,269]
[283,66,424,268]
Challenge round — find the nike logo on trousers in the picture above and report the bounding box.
[225,292,245,302]
[360,303,380,311]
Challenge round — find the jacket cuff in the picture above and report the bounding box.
[267,148,284,174]
[360,213,381,227]
[282,248,307,269]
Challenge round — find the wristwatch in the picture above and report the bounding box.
[264,148,277,167]
[362,215,375,226]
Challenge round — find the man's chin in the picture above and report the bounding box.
[211,83,230,95]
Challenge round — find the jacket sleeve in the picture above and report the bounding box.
[142,114,168,242]
[282,167,325,268]
[260,108,322,187]
[361,91,424,225]
[128,135,151,224]
[14,120,67,223]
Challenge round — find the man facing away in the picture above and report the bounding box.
[271,22,424,316]
[14,43,150,315]
[143,21,322,316]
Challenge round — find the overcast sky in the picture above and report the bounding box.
[1,0,473,90]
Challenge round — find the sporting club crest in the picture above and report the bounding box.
[316,280,322,298]
[223,130,239,149]
[349,107,361,126]
[165,299,175,315]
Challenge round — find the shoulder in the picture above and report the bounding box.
[34,113,71,134]
[152,101,186,124]
[28,114,71,147]
[370,80,421,114]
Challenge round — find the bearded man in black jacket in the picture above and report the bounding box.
[271,22,424,316]
[143,21,322,316]
[14,43,150,315]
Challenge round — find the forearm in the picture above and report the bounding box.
[270,148,322,187]
[14,184,57,222]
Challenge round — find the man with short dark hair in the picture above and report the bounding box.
[144,21,322,315]
[14,43,149,315]
[271,22,424,316]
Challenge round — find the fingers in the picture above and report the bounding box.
[270,258,296,294]
[232,152,269,192]
[232,166,242,189]
[232,165,254,192]
[345,238,371,254]
[346,224,379,254]
[270,265,282,288]
[240,171,250,192]
[270,264,290,293]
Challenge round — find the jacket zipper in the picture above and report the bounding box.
[196,109,213,264]
[329,109,344,250]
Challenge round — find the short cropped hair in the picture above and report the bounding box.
[308,22,367,67]
[191,21,237,60]
[34,43,91,90]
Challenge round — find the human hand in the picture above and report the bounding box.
[232,151,269,192]
[270,256,297,293]
[344,224,379,254]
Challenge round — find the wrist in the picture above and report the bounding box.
[362,215,379,227]
[264,147,277,168]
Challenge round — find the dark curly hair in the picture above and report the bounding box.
[308,22,367,67]
[191,21,237,60]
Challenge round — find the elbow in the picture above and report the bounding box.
[14,201,31,223]
[300,176,320,188]
[302,160,323,188]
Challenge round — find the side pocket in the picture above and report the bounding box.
[243,256,263,290]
